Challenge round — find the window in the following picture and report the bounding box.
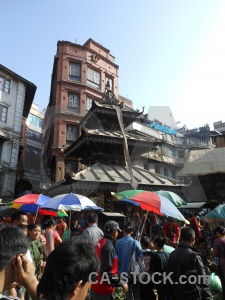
[105,77,113,91]
[168,146,176,157]
[172,170,176,179]
[28,114,43,128]
[87,68,100,89]
[68,93,80,113]
[69,62,81,81]
[178,150,185,158]
[27,129,43,143]
[0,105,8,123]
[66,125,79,144]
[0,76,10,93]
[155,166,160,174]
[24,146,41,171]
[86,97,92,111]
[163,168,168,177]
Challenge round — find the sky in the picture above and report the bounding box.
[1,0,225,130]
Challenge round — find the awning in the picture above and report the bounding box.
[0,129,10,140]
[99,212,126,218]
[179,201,206,209]
[178,148,225,176]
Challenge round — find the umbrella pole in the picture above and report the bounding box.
[69,210,72,239]
[34,206,40,223]
[139,211,149,240]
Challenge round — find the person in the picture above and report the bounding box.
[115,224,142,300]
[7,213,32,299]
[166,226,212,300]
[16,224,28,236]
[44,219,62,257]
[140,236,156,300]
[150,236,170,300]
[37,239,100,300]
[55,217,67,238]
[189,213,203,241]
[162,217,180,247]
[27,224,46,280]
[196,237,213,274]
[0,223,38,300]
[78,212,87,230]
[70,218,83,240]
[81,213,103,245]
[211,225,225,299]
[11,211,28,226]
[91,220,128,300]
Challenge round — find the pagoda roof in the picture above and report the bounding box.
[68,163,186,189]
[80,101,144,129]
[64,128,156,158]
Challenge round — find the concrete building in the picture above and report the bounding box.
[0,64,36,202]
[16,103,45,197]
[42,39,132,186]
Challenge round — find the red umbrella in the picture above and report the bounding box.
[113,190,187,222]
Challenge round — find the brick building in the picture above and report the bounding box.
[42,39,132,186]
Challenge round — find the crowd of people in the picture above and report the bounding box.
[0,209,225,300]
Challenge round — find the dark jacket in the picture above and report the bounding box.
[166,243,212,300]
[150,251,170,293]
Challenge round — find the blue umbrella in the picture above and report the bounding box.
[41,193,104,238]
[41,193,104,211]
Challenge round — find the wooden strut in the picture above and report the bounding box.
[115,106,138,190]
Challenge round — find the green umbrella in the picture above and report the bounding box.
[203,205,225,227]
[156,191,187,207]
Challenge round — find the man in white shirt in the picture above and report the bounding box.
[81,213,103,245]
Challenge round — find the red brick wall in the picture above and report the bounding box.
[45,41,119,182]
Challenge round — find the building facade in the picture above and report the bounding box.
[42,39,132,186]
[16,103,45,197]
[0,64,36,202]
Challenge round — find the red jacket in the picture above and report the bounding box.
[91,237,118,295]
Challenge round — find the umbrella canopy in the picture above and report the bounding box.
[113,190,187,223]
[7,202,68,217]
[41,193,104,211]
[203,205,225,227]
[39,209,68,217]
[156,191,187,207]
[9,194,51,213]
